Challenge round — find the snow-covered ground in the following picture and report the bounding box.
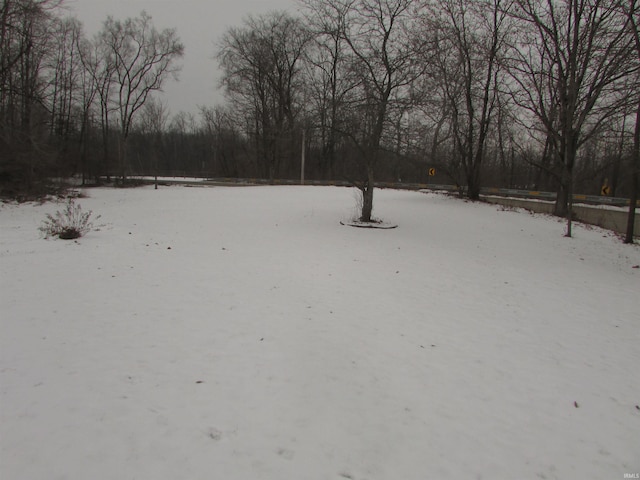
[1,185,639,480]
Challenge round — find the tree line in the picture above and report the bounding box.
[1,1,183,192]
[1,0,638,240]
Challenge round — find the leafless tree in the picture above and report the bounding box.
[507,0,637,236]
[167,110,197,175]
[218,12,310,182]
[78,22,117,181]
[138,96,169,187]
[300,0,355,179]
[47,16,83,155]
[73,28,99,183]
[97,11,183,183]
[307,0,423,222]
[623,0,639,244]
[420,0,513,200]
[199,105,242,178]
[0,0,62,192]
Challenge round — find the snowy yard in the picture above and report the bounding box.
[1,185,639,480]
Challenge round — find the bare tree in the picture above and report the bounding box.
[199,105,242,178]
[73,28,99,184]
[98,11,183,183]
[507,0,637,236]
[0,0,62,192]
[309,0,423,222]
[420,0,513,200]
[408,69,457,183]
[78,22,118,181]
[0,1,61,110]
[218,12,310,182]
[47,16,84,155]
[624,0,639,244]
[167,110,197,175]
[300,0,355,179]
[138,96,169,188]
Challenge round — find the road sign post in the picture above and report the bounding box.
[427,167,436,186]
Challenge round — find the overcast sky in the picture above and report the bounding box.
[66,0,299,116]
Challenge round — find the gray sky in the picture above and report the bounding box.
[66,0,299,116]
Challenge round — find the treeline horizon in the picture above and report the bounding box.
[1,0,638,225]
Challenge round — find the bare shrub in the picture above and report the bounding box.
[39,199,100,240]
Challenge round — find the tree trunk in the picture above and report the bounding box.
[554,181,570,217]
[625,101,639,244]
[101,110,111,182]
[360,165,375,222]
[467,177,481,200]
[565,170,574,238]
[80,112,87,185]
[119,133,128,184]
[467,158,482,200]
[560,140,577,236]
[268,160,276,184]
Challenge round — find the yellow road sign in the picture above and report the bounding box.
[601,185,610,196]
[428,168,436,176]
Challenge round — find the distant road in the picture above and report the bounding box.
[135,176,638,209]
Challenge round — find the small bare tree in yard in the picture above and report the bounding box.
[308,0,423,222]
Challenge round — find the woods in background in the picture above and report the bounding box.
[1,0,638,223]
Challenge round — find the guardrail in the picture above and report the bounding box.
[425,184,638,208]
[235,179,638,207]
[423,184,638,236]
[287,180,637,208]
[128,175,638,207]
